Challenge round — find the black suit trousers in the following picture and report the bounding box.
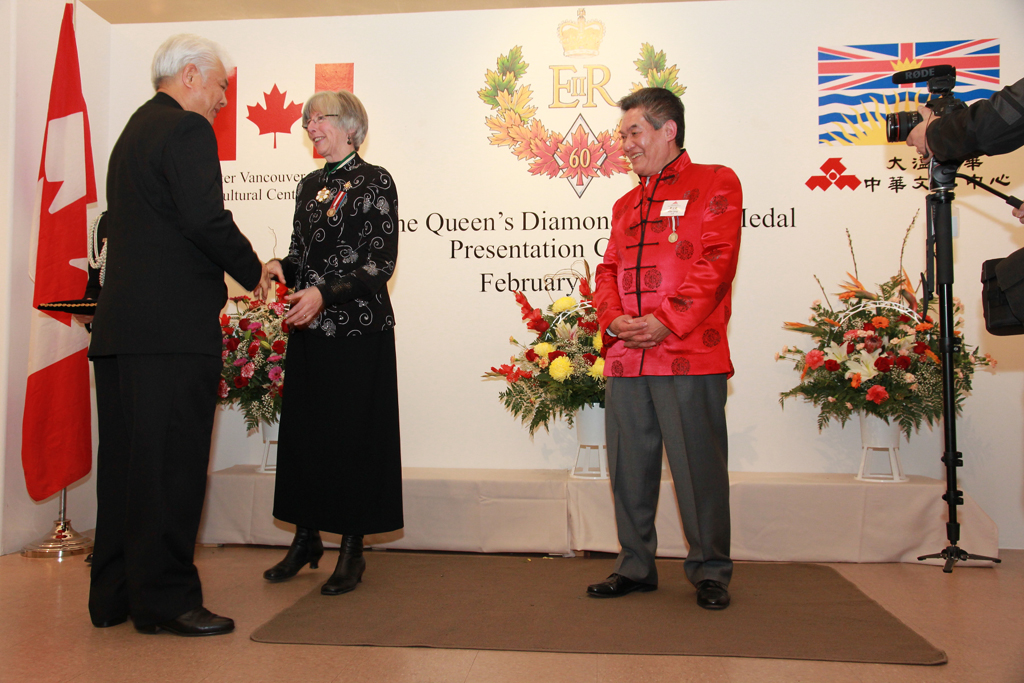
[89,353,221,627]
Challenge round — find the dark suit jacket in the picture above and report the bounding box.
[90,92,262,358]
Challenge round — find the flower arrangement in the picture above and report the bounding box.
[219,282,290,430]
[777,223,995,439]
[485,263,606,435]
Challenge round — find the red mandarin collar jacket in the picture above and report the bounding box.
[594,150,742,378]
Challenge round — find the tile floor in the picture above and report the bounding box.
[1,546,1022,683]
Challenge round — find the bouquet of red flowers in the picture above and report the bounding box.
[485,263,606,435]
[219,282,290,430]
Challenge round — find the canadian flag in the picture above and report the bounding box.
[22,3,97,501]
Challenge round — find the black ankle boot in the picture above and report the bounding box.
[263,527,324,582]
[321,535,365,596]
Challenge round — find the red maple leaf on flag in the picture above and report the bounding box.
[246,85,303,148]
[557,125,606,187]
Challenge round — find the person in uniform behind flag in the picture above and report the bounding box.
[587,87,741,610]
[88,34,269,637]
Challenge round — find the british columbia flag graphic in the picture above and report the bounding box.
[818,39,1000,145]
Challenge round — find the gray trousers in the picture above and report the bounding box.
[606,374,732,587]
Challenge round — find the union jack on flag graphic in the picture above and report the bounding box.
[818,39,1000,145]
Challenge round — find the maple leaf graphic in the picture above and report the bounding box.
[556,125,606,186]
[246,85,303,149]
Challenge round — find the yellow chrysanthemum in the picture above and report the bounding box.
[551,296,577,314]
[533,342,556,358]
[588,358,605,379]
[549,356,573,382]
[592,332,603,351]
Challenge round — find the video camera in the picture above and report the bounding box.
[885,65,966,143]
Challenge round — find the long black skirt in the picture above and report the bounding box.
[272,329,403,535]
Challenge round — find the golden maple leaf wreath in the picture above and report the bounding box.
[479,43,686,187]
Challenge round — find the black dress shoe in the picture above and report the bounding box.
[135,607,235,636]
[695,579,730,610]
[91,615,128,628]
[587,573,657,598]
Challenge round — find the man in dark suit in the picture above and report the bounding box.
[88,34,269,637]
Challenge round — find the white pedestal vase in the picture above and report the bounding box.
[571,404,608,479]
[258,420,279,474]
[855,412,908,483]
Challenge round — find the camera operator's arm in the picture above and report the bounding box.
[906,107,936,159]
[922,77,1024,162]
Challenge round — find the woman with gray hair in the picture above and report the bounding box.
[263,90,402,596]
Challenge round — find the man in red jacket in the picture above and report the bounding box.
[588,87,741,610]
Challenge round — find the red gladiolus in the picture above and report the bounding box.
[895,356,912,370]
[824,359,840,372]
[866,385,889,404]
[513,290,534,318]
[272,339,286,353]
[524,309,549,334]
[220,314,230,327]
[579,278,591,297]
[247,341,260,358]
[225,338,240,352]
[234,376,249,388]
[276,281,289,298]
[874,356,894,373]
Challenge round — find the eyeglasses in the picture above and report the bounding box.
[302,114,338,130]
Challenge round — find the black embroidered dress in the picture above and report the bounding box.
[271,154,403,535]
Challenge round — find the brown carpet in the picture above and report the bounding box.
[251,551,946,665]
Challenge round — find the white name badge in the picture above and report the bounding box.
[661,199,688,217]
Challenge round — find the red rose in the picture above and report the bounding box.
[846,342,856,354]
[863,336,883,353]
[824,359,840,372]
[895,356,912,370]
[247,341,260,358]
[548,350,567,361]
[225,338,240,352]
[583,353,597,365]
[866,385,889,405]
[253,329,267,340]
[281,320,290,333]
[898,315,911,322]
[874,356,894,373]
[863,322,876,332]
[913,341,930,355]
[524,348,539,363]
[239,318,251,331]
[272,339,286,354]
[234,376,249,388]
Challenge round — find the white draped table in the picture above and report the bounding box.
[198,467,999,564]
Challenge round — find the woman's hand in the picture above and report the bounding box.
[285,287,324,328]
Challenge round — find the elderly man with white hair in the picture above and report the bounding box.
[88,34,269,637]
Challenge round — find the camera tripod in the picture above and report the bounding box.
[916,159,1011,572]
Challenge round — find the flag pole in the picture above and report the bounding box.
[22,487,93,559]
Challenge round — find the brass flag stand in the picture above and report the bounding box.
[22,488,93,559]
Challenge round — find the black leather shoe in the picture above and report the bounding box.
[91,615,128,628]
[263,527,324,583]
[587,573,657,598]
[321,535,365,596]
[135,607,235,636]
[695,579,730,610]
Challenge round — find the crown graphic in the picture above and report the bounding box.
[557,8,605,57]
